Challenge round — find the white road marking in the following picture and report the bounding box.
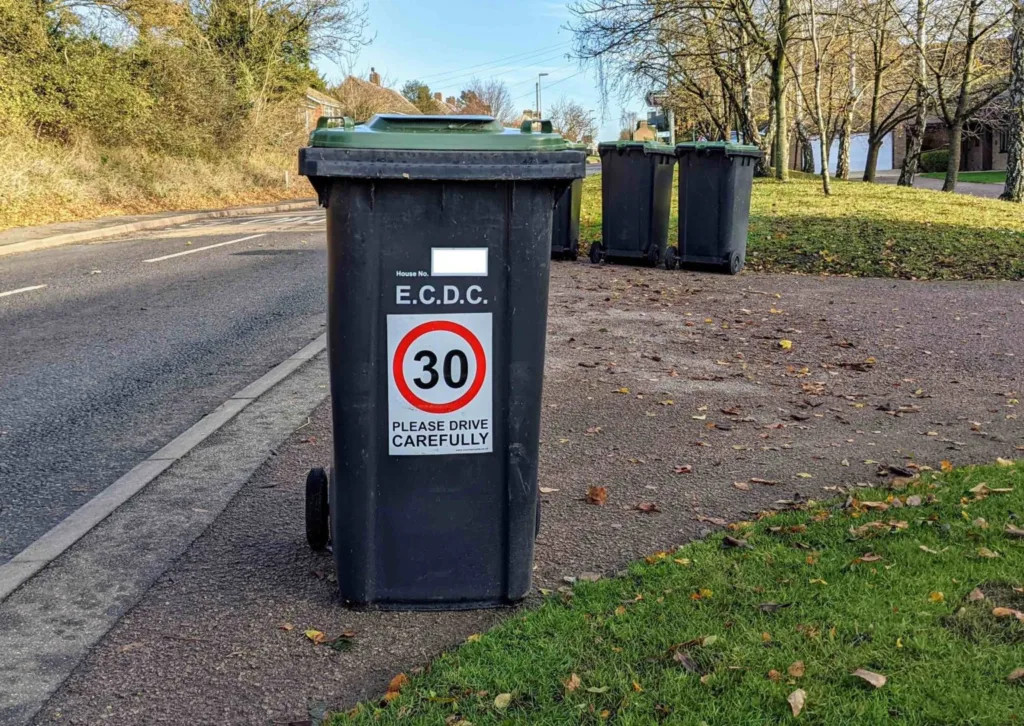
[300,217,324,225]
[236,218,263,225]
[0,284,48,299]
[144,234,265,263]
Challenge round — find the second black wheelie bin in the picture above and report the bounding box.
[298,115,585,610]
[675,141,762,274]
[592,141,677,268]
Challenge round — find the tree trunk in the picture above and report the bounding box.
[943,120,963,192]
[773,0,791,181]
[819,134,832,195]
[837,119,851,180]
[1002,0,1024,202]
[863,140,882,182]
[898,0,927,187]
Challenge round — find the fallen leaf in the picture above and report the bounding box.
[539,487,559,494]
[1006,524,1024,538]
[586,686,610,694]
[383,672,408,702]
[614,387,630,394]
[614,605,627,616]
[493,693,512,709]
[635,501,661,513]
[564,673,581,692]
[750,478,781,486]
[852,669,887,688]
[992,607,1024,622]
[585,426,603,434]
[696,514,727,526]
[723,536,750,548]
[586,486,608,505]
[919,545,939,554]
[795,473,813,479]
[1009,668,1024,682]
[674,464,694,474]
[632,680,643,692]
[996,457,1014,466]
[304,629,326,645]
[768,669,782,681]
[758,602,792,613]
[467,633,482,643]
[940,460,954,473]
[853,553,882,564]
[978,547,1000,559]
[779,340,793,350]
[279,623,294,631]
[788,688,806,717]
[968,588,986,602]
[673,650,699,672]
[905,495,923,507]
[929,592,945,603]
[733,481,751,491]
[788,661,806,678]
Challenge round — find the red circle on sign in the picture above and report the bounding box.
[393,320,487,414]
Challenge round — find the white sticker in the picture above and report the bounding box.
[387,312,492,456]
[430,248,488,276]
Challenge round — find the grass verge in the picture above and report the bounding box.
[0,132,310,232]
[579,173,1024,280]
[922,171,1007,185]
[334,460,1024,725]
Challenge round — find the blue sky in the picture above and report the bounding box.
[315,0,642,141]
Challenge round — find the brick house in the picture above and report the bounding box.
[300,88,344,133]
[892,95,1011,172]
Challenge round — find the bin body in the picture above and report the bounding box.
[597,142,676,265]
[676,142,761,274]
[299,115,584,609]
[551,177,583,260]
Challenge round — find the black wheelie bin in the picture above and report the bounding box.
[675,142,762,274]
[551,144,587,260]
[592,141,677,268]
[298,115,585,610]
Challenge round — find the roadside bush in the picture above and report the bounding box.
[919,148,950,173]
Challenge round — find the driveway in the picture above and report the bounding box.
[874,169,1005,199]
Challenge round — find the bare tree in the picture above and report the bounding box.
[549,96,597,141]
[912,0,1010,191]
[459,78,516,124]
[1002,0,1024,201]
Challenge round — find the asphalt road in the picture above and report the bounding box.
[0,212,329,564]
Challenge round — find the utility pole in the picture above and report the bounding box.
[537,72,549,118]
[668,108,676,146]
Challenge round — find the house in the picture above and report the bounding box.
[300,88,344,133]
[330,68,422,122]
[892,104,1010,172]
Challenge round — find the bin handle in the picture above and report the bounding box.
[316,116,355,130]
[520,119,554,134]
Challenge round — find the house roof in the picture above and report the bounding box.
[304,87,342,108]
[330,76,422,121]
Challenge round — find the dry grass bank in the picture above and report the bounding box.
[0,133,312,232]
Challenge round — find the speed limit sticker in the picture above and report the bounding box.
[387,313,492,456]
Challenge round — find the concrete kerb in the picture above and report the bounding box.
[0,332,328,603]
[0,199,318,258]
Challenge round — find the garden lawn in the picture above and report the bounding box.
[333,461,1024,725]
[578,174,1024,280]
[922,171,1007,185]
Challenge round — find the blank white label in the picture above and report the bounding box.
[431,248,488,277]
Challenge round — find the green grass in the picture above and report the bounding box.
[579,173,1024,280]
[922,171,1007,185]
[332,461,1024,725]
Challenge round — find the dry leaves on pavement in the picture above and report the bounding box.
[586,486,608,505]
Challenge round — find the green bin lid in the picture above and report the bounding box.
[308,114,573,151]
[676,141,762,158]
[598,140,675,156]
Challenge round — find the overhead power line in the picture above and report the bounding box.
[511,70,585,104]
[415,42,571,86]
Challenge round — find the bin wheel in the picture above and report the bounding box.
[646,245,661,268]
[589,243,604,265]
[664,246,678,270]
[567,241,579,261]
[727,252,745,275]
[305,467,330,551]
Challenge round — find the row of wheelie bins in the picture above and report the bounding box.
[553,140,761,274]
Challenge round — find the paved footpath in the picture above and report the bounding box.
[18,263,1021,726]
[874,170,1005,199]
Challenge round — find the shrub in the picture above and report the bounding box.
[919,148,950,173]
